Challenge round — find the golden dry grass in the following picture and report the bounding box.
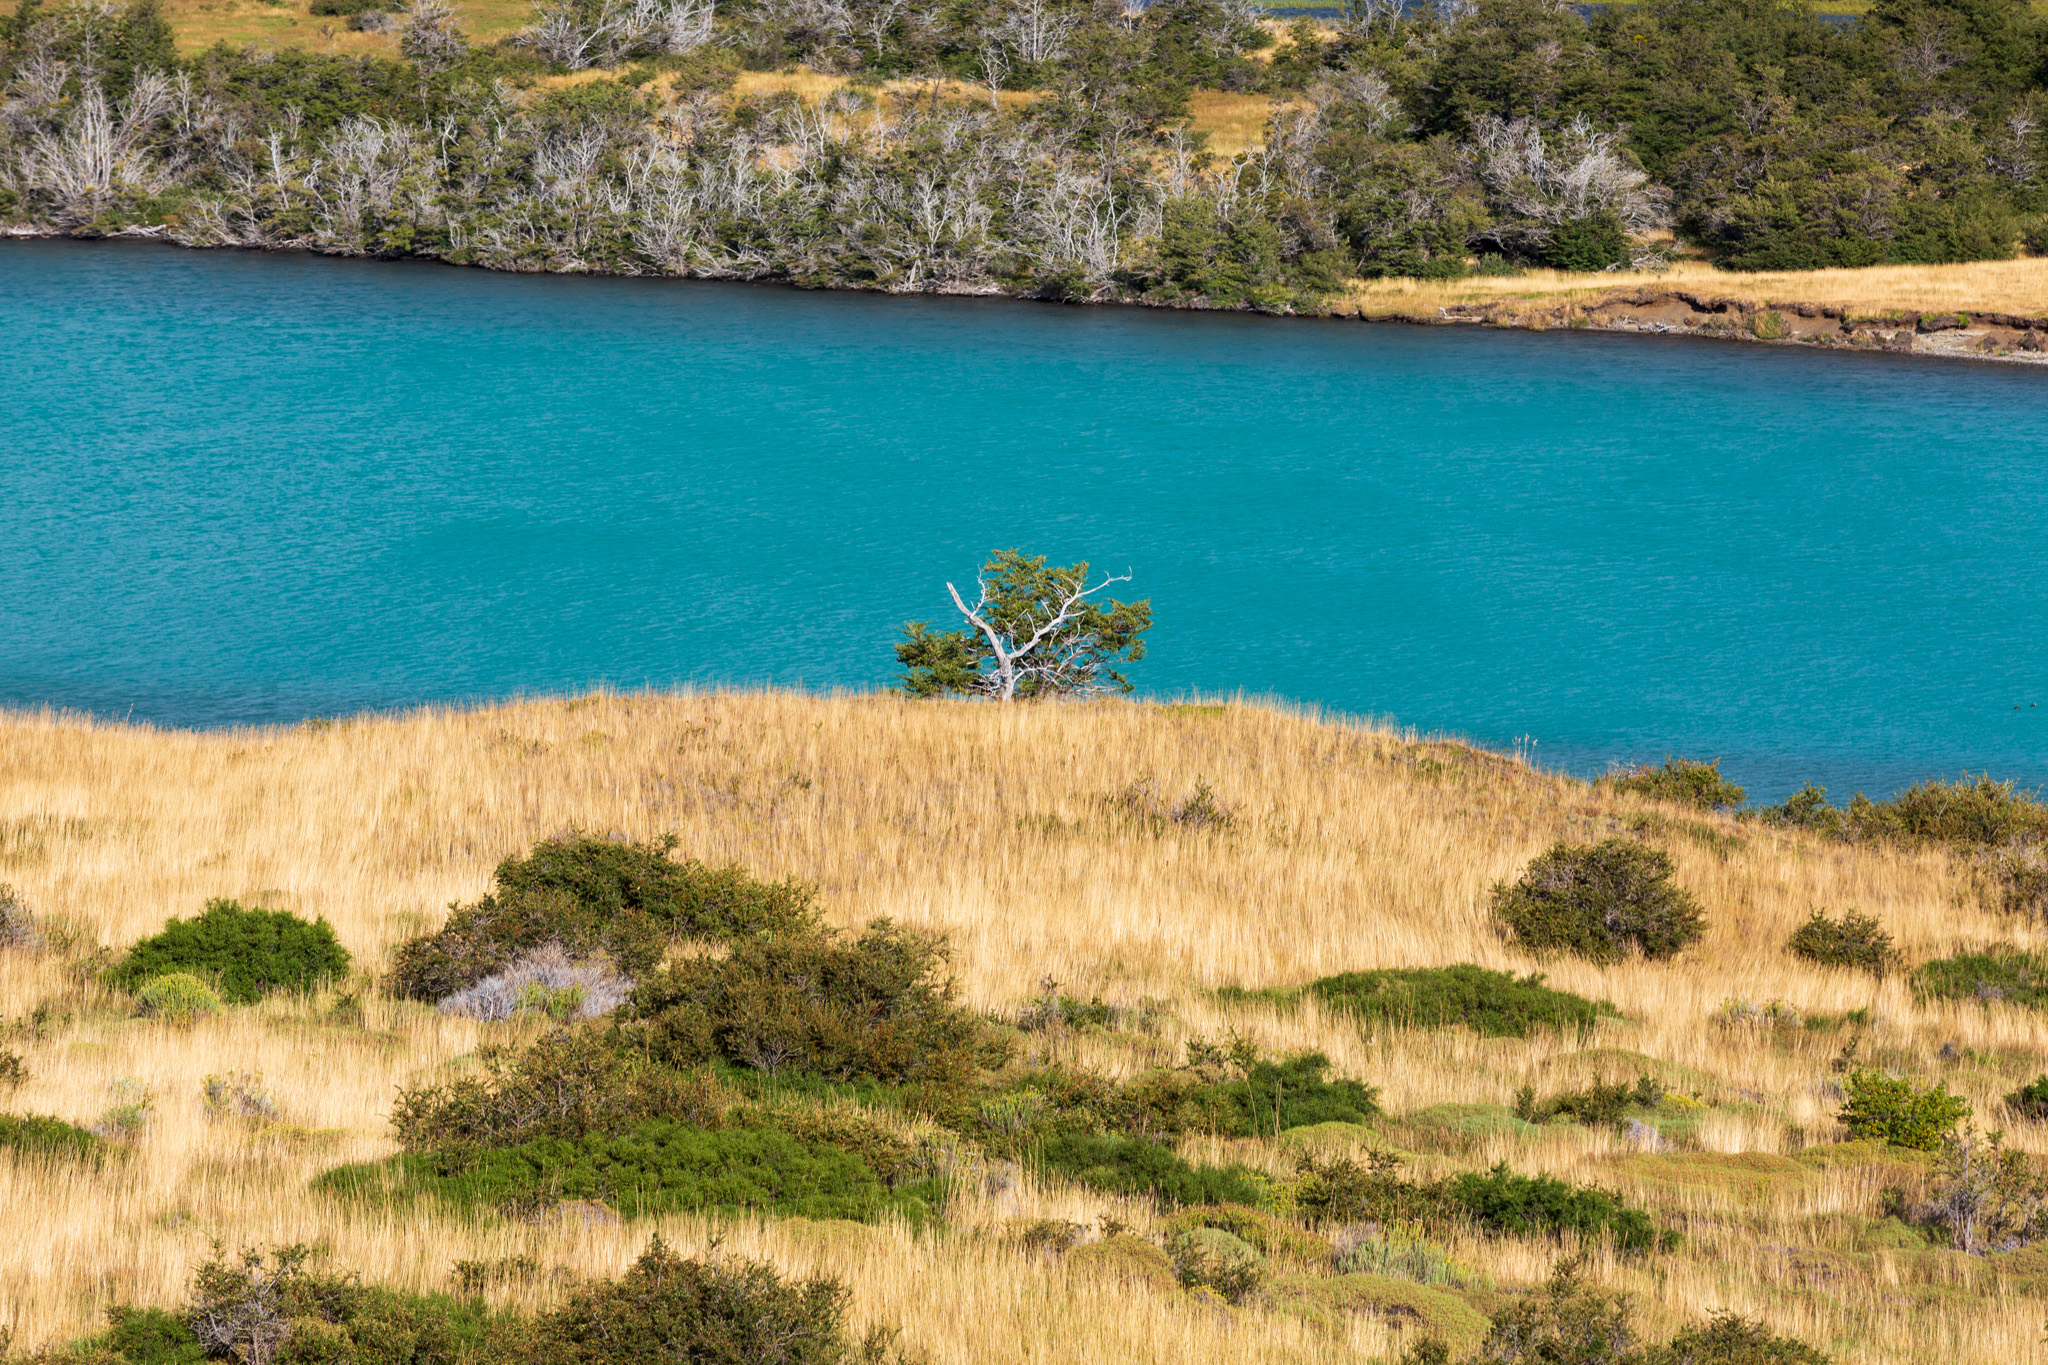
[1332,257,2048,321]
[153,0,533,56]
[1185,90,1280,158]
[2,692,2046,1362]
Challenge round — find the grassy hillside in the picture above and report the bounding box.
[1,693,2044,1362]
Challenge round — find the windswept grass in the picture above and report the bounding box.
[0,692,2044,1362]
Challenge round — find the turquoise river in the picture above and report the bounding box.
[3,240,2045,800]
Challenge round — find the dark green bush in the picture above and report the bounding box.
[1610,758,1747,812]
[622,919,987,1087]
[2007,1074,2048,1121]
[307,0,395,13]
[1787,910,1898,977]
[1445,1164,1665,1252]
[503,1235,881,1365]
[0,1112,104,1164]
[1845,776,2048,850]
[1516,1073,1662,1126]
[1223,1051,1380,1134]
[94,1306,208,1364]
[1305,964,1618,1038]
[1837,1069,1970,1150]
[1467,1260,1640,1364]
[320,1117,945,1225]
[1492,840,1705,963]
[1752,784,1845,836]
[1912,949,2048,1009]
[389,836,819,1001]
[1037,1132,1267,1207]
[106,900,349,1005]
[1649,1313,1831,1364]
[389,1026,727,1151]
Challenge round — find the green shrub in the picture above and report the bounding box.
[1467,1260,1640,1365]
[1516,1073,1662,1127]
[1998,851,2048,921]
[1492,840,1705,963]
[1845,776,2048,849]
[1037,1132,1267,1207]
[1650,1313,1832,1364]
[505,1235,880,1365]
[2006,1074,2048,1120]
[108,901,348,1005]
[1223,1051,1379,1134]
[1787,910,1898,976]
[388,835,819,1001]
[95,1305,209,1364]
[1752,784,1844,836]
[390,1026,729,1150]
[1446,1164,1664,1252]
[133,972,224,1022]
[1609,758,1746,812]
[1305,964,1618,1038]
[1837,1069,1970,1150]
[621,919,988,1087]
[0,1049,27,1091]
[320,1117,946,1225]
[1911,949,2048,1009]
[1167,1225,1262,1300]
[0,1112,104,1164]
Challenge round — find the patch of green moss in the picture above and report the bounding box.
[1267,1272,1490,1354]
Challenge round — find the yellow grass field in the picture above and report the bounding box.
[2,692,2045,1363]
[1333,258,2048,322]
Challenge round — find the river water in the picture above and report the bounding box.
[4,240,2044,800]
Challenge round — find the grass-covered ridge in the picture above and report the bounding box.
[1,691,2046,1363]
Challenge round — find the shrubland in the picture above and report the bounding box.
[3,692,2048,1362]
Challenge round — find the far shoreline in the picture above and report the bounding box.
[12,224,2048,369]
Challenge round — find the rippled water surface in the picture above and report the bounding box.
[4,240,2045,799]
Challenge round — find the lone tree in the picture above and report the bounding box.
[897,549,1151,701]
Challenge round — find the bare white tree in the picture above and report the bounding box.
[977,39,1011,110]
[994,0,1076,65]
[1470,113,1669,245]
[944,565,1137,702]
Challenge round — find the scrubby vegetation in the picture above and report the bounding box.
[132,972,223,1023]
[1787,909,1899,977]
[6,694,2034,1365]
[40,1236,887,1365]
[1912,948,2048,1009]
[107,900,349,1004]
[1837,1069,1971,1150]
[1491,840,1705,963]
[1608,758,1746,812]
[1295,965,1618,1039]
[0,1112,104,1164]
[389,834,818,1001]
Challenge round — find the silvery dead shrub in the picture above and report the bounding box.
[437,941,632,1022]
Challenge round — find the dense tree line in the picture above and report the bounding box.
[1,0,2044,308]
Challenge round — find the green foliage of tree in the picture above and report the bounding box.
[107,901,350,1006]
[1837,1068,1971,1149]
[1492,840,1705,963]
[896,550,1151,701]
[1305,964,1619,1038]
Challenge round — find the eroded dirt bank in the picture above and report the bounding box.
[1364,288,2048,364]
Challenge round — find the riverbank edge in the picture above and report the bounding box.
[13,222,2048,365]
[1342,288,2048,365]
